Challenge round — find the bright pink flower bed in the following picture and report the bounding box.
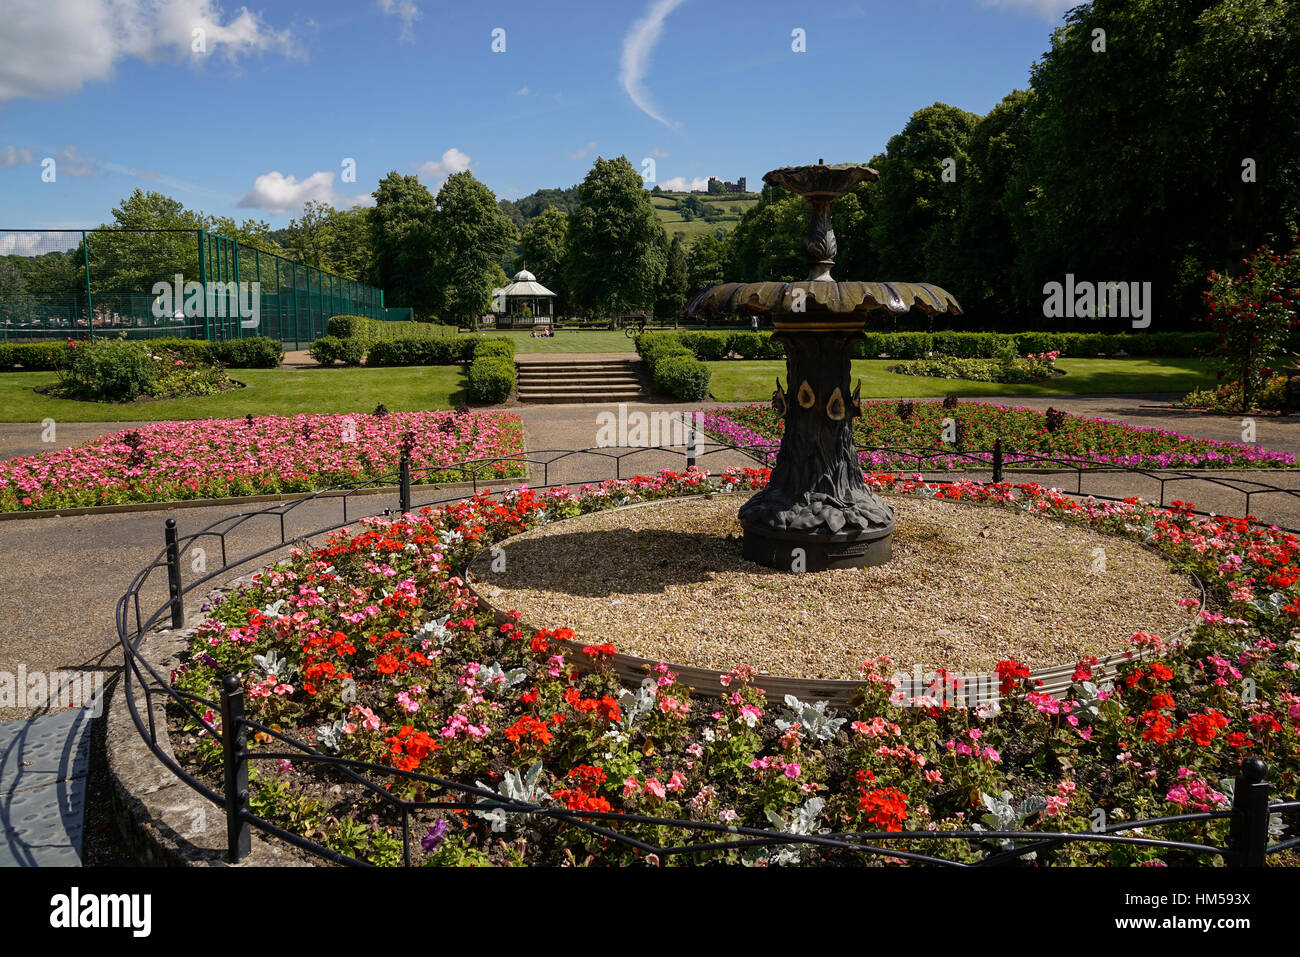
[0,411,525,511]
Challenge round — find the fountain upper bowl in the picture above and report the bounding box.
[763,163,878,198]
[686,279,962,319]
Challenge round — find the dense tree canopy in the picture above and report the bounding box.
[431,171,517,326]
[566,156,667,316]
[369,172,440,317]
[519,206,570,313]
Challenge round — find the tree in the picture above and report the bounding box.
[21,251,81,296]
[519,206,570,315]
[1009,0,1300,325]
[0,258,27,296]
[285,202,373,281]
[724,182,804,282]
[686,233,726,294]
[566,156,667,318]
[950,90,1034,318]
[285,200,338,271]
[431,171,517,329]
[91,189,206,293]
[833,152,886,282]
[655,234,688,322]
[869,103,979,284]
[370,172,440,317]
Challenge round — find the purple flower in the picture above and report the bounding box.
[421,819,449,852]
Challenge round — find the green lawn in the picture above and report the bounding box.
[493,330,637,353]
[0,366,468,422]
[705,357,1218,402]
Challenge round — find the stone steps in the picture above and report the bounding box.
[515,357,647,404]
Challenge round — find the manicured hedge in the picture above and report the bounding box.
[0,341,70,370]
[216,337,285,368]
[0,337,284,371]
[635,333,712,399]
[310,335,366,366]
[653,354,711,400]
[467,356,515,403]
[327,315,456,342]
[471,337,515,360]
[640,327,1221,367]
[676,330,729,361]
[364,336,511,367]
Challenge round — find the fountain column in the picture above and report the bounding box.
[687,161,963,572]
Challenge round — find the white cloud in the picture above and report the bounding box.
[648,147,669,158]
[417,148,472,185]
[0,144,98,176]
[566,141,598,161]
[658,175,711,192]
[376,0,421,42]
[54,145,98,177]
[236,170,338,214]
[619,0,686,128]
[0,0,297,103]
[515,86,530,96]
[979,0,1075,18]
[0,232,58,256]
[0,145,36,168]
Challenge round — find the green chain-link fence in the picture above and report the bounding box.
[0,228,390,350]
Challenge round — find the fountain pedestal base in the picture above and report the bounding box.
[741,521,893,571]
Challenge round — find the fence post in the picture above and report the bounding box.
[82,230,94,343]
[992,438,1003,483]
[686,413,699,470]
[400,449,412,514]
[1226,757,1269,866]
[164,518,184,629]
[219,674,252,862]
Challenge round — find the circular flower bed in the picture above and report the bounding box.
[0,410,524,511]
[701,401,1298,470]
[167,468,1300,866]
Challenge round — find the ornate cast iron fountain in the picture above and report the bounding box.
[688,161,963,571]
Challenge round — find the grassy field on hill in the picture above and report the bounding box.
[650,191,760,242]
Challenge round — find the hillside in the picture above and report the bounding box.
[499,186,760,245]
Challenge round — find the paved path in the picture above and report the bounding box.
[0,709,93,866]
[4,390,1300,865]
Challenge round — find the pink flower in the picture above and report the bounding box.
[623,776,640,798]
[783,763,801,779]
[645,778,667,800]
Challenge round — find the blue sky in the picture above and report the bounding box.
[0,0,1077,235]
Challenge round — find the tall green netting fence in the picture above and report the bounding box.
[0,228,389,350]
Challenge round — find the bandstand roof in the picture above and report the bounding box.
[501,269,555,298]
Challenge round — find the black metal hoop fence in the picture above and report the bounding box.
[115,438,1300,866]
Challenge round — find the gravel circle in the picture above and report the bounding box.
[471,493,1196,679]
